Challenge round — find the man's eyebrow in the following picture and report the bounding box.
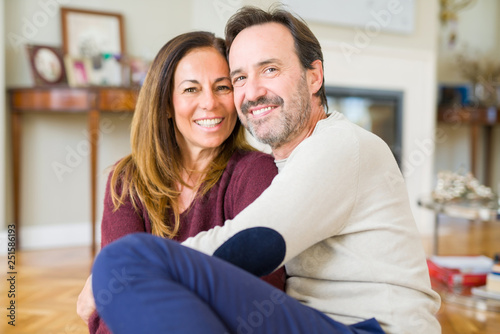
[229,68,242,79]
[230,58,283,78]
[257,58,282,67]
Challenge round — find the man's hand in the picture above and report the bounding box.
[77,275,96,324]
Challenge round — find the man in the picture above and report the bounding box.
[91,6,441,334]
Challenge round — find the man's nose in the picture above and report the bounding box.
[243,77,266,102]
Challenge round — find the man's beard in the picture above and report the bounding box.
[239,74,311,149]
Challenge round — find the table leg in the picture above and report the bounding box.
[89,109,100,257]
[470,124,479,178]
[483,125,492,187]
[11,112,22,249]
[433,213,440,255]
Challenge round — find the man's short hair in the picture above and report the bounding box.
[225,5,327,109]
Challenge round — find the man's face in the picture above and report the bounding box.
[228,23,312,149]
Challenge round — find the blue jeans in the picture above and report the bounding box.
[92,233,385,334]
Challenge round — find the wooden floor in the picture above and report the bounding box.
[1,217,499,334]
[422,217,500,334]
[0,247,92,334]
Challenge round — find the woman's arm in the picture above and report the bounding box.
[100,171,149,248]
[78,170,147,333]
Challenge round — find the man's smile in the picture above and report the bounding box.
[250,106,276,117]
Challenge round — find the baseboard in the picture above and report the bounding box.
[0,222,100,254]
[0,231,7,255]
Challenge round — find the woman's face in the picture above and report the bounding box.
[172,47,237,160]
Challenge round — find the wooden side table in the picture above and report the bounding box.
[418,195,499,255]
[438,106,500,187]
[8,86,139,254]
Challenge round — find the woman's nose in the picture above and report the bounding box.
[200,90,217,110]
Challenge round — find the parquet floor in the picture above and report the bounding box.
[422,217,500,334]
[0,216,499,334]
[0,247,92,334]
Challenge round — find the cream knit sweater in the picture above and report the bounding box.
[183,111,441,334]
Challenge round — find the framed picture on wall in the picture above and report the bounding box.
[26,44,67,86]
[60,7,125,58]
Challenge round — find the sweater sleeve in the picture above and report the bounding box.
[225,152,278,219]
[182,126,360,276]
[100,171,147,249]
[225,152,286,289]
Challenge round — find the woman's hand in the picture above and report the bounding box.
[77,275,96,324]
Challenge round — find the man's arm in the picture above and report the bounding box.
[182,126,359,275]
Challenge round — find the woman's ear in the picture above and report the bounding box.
[307,59,324,95]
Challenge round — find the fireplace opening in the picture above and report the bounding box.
[325,86,404,167]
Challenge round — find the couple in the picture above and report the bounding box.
[79,6,441,334]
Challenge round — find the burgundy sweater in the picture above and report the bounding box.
[89,150,285,334]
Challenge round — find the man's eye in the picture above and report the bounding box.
[232,76,246,87]
[264,67,277,74]
[233,76,246,84]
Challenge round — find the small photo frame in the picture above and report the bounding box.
[129,57,150,86]
[64,56,92,87]
[26,44,67,86]
[438,84,473,107]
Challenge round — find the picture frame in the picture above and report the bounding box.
[64,55,92,87]
[26,44,67,86]
[60,7,125,58]
[129,57,150,86]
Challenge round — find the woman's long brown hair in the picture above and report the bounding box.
[110,31,253,238]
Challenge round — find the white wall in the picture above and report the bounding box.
[5,0,193,86]
[4,0,194,249]
[438,0,499,83]
[1,1,6,232]
[435,0,500,190]
[191,0,242,38]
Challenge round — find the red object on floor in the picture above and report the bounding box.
[427,259,487,287]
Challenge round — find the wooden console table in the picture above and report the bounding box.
[8,86,139,254]
[438,106,499,187]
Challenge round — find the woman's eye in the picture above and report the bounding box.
[216,85,231,91]
[184,87,196,93]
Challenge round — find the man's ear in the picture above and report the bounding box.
[307,59,324,95]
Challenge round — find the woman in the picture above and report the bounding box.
[78,31,284,334]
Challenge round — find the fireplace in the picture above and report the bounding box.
[325,86,404,167]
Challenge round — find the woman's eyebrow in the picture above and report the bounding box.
[178,79,199,87]
[214,77,231,83]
